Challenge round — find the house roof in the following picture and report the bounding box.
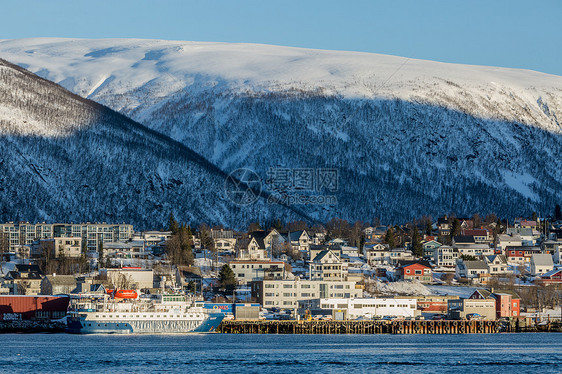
[463,229,489,236]
[453,235,476,244]
[541,268,562,278]
[485,254,507,264]
[312,250,341,263]
[437,217,450,225]
[492,289,521,299]
[45,275,77,286]
[396,260,432,269]
[247,233,266,249]
[285,230,307,241]
[14,264,42,274]
[461,260,488,270]
[472,289,492,299]
[531,254,554,266]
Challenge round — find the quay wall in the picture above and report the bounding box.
[218,319,507,334]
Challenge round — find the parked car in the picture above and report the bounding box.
[466,313,484,321]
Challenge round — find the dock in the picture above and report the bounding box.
[218,319,502,334]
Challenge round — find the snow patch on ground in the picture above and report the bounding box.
[502,171,539,201]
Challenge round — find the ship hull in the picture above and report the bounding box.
[66,313,224,334]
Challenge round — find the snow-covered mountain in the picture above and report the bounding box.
[0,58,308,229]
[1,38,561,223]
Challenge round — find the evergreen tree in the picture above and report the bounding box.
[411,227,423,257]
[425,220,432,236]
[384,227,396,249]
[450,218,461,241]
[168,212,179,234]
[218,264,236,291]
[555,204,562,221]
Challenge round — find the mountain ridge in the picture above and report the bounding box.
[0,57,311,229]
[1,39,561,224]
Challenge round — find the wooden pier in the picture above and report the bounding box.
[218,319,501,334]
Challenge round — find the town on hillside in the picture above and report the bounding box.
[1,208,562,324]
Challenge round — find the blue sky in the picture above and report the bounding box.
[2,0,561,75]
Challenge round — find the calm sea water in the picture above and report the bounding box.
[1,333,561,373]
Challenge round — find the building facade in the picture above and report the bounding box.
[250,279,361,311]
[0,222,134,252]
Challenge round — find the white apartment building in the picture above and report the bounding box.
[35,237,82,258]
[433,246,459,267]
[251,279,361,310]
[454,243,494,257]
[365,247,414,266]
[142,231,172,246]
[0,222,134,252]
[229,260,287,285]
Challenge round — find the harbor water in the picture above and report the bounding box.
[1,333,561,373]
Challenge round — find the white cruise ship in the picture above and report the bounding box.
[66,293,224,334]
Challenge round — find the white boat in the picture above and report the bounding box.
[66,293,224,334]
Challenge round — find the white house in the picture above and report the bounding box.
[237,236,268,260]
[309,250,347,281]
[530,254,554,276]
[456,260,489,283]
[484,254,510,275]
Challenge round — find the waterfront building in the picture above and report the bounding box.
[3,265,44,295]
[402,295,460,314]
[310,297,418,319]
[250,279,361,311]
[447,297,496,320]
[41,275,78,295]
[468,289,520,319]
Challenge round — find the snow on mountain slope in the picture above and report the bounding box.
[1,38,561,223]
[1,38,561,130]
[0,58,305,229]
